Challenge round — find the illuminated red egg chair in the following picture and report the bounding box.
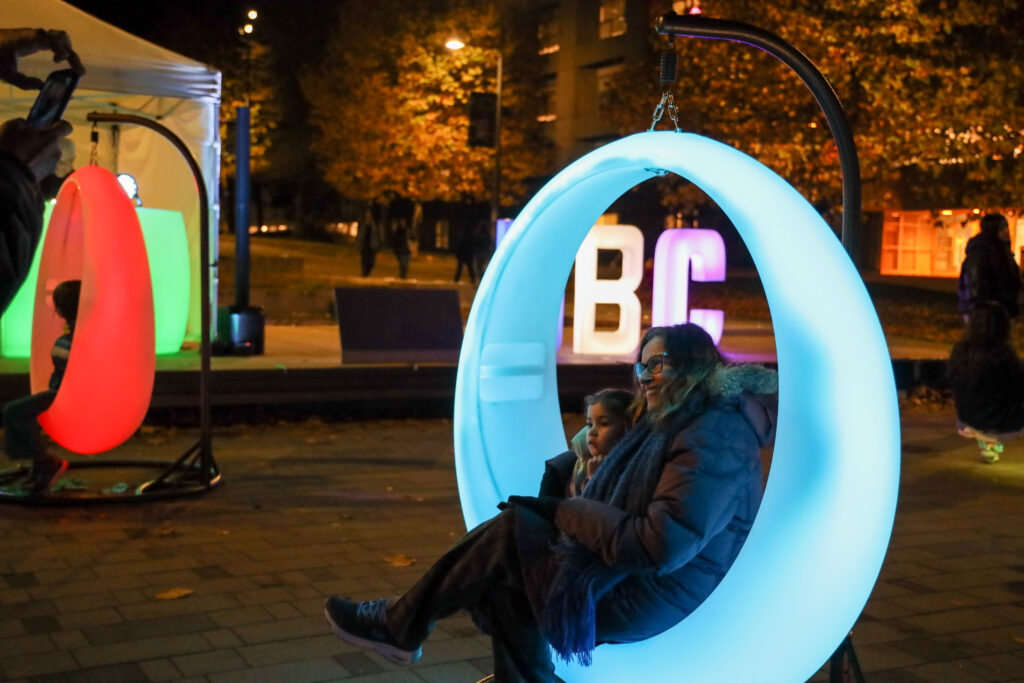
[30,165,155,454]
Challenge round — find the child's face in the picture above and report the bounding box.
[586,402,626,459]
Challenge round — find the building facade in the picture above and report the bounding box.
[527,0,658,167]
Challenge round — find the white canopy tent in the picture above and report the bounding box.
[0,0,221,341]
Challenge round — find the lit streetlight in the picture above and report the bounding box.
[446,34,503,234]
[222,6,265,354]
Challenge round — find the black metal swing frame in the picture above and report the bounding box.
[0,112,217,505]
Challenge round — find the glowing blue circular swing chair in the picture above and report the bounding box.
[454,136,899,681]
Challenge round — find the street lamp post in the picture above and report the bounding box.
[235,10,256,309]
[217,8,265,356]
[446,31,503,232]
[491,48,502,232]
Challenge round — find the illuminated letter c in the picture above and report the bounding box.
[652,228,726,343]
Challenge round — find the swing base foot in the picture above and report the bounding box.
[0,440,220,506]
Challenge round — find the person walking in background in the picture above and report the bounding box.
[958,212,1021,320]
[356,208,380,277]
[948,303,1024,463]
[391,217,411,279]
[453,220,480,285]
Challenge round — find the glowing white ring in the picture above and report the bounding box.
[454,131,900,681]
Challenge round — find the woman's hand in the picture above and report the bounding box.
[497,495,561,522]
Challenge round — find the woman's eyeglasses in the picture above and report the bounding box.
[634,353,670,378]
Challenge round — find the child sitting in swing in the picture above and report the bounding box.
[3,279,80,492]
[539,388,634,500]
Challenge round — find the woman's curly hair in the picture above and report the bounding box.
[630,323,726,425]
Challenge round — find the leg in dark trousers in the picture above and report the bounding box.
[361,250,376,277]
[397,254,410,279]
[386,508,562,683]
[484,587,561,683]
[3,391,56,462]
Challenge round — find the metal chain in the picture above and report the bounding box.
[89,122,99,166]
[648,92,681,132]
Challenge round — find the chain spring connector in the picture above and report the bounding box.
[649,37,681,132]
[649,91,681,132]
[89,122,99,166]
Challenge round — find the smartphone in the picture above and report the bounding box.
[26,69,80,129]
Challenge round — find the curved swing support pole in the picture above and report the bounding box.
[84,111,218,495]
[655,14,863,268]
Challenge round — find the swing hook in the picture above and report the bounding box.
[649,34,681,132]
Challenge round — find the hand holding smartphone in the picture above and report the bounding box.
[27,69,79,129]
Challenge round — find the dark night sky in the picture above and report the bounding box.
[62,0,340,70]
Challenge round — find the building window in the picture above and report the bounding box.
[879,209,1022,277]
[599,0,626,39]
[537,75,557,122]
[538,7,559,55]
[596,63,623,111]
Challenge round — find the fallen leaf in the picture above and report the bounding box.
[155,588,193,600]
[384,554,416,567]
[158,526,176,537]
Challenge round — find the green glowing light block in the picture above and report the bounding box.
[1,205,190,357]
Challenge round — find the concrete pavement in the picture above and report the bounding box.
[2,403,1023,682]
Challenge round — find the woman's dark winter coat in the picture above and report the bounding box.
[949,344,1024,433]
[524,364,778,648]
[958,231,1021,317]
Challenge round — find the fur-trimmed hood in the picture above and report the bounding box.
[707,363,779,399]
[708,363,778,448]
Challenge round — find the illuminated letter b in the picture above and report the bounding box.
[573,224,644,355]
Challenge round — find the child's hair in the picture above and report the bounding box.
[52,280,81,324]
[584,388,634,429]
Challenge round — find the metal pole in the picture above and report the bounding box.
[655,14,862,267]
[234,104,251,308]
[85,112,214,469]
[491,44,503,232]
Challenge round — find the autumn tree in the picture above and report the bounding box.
[603,0,1024,216]
[304,0,552,209]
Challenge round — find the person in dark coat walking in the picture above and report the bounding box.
[958,212,1021,318]
[391,217,412,279]
[324,323,778,681]
[355,209,380,277]
[948,303,1024,463]
[454,220,482,284]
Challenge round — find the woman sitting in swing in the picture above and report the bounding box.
[325,323,778,681]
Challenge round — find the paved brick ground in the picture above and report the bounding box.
[1,406,1023,682]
